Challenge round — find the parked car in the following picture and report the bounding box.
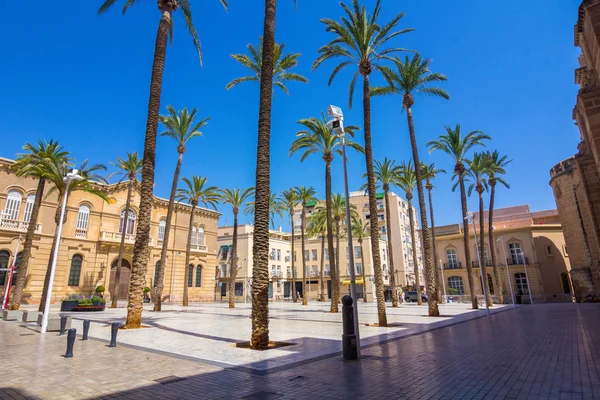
[404,291,428,303]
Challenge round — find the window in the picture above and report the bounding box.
[354,246,362,259]
[270,248,276,261]
[356,263,363,275]
[546,246,554,257]
[11,252,22,286]
[3,190,22,220]
[487,274,494,295]
[294,251,297,262]
[312,249,318,261]
[235,282,244,296]
[446,249,458,268]
[448,276,464,294]
[119,209,136,235]
[158,219,166,241]
[188,264,194,287]
[483,246,489,264]
[76,204,90,236]
[325,249,329,260]
[195,265,202,287]
[561,272,571,294]
[68,255,83,287]
[325,264,330,276]
[23,194,35,223]
[154,261,160,287]
[312,265,318,277]
[378,214,385,221]
[285,250,291,262]
[277,265,282,277]
[509,242,523,265]
[0,250,9,285]
[514,273,529,295]
[304,250,309,261]
[277,249,281,261]
[192,226,204,245]
[286,266,291,277]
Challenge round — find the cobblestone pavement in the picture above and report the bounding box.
[0,303,598,399]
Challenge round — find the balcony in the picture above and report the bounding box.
[471,260,493,268]
[0,219,42,234]
[506,257,528,266]
[75,228,87,238]
[99,231,136,244]
[444,262,462,270]
[190,243,208,253]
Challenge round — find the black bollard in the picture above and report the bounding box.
[59,316,68,336]
[342,295,358,360]
[82,320,90,341]
[109,322,119,347]
[65,328,76,358]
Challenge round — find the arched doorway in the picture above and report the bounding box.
[109,259,132,300]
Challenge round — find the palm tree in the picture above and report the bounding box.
[9,140,69,310]
[308,208,327,301]
[372,53,449,317]
[175,176,219,306]
[314,0,413,326]
[220,187,255,309]
[245,193,284,229]
[227,38,308,93]
[483,150,511,305]
[351,216,370,302]
[99,0,228,330]
[420,162,446,302]
[295,186,316,305]
[393,161,422,305]
[365,158,401,307]
[463,153,493,307]
[38,161,109,312]
[154,105,209,311]
[107,152,143,309]
[279,189,300,303]
[289,114,363,312]
[427,125,490,309]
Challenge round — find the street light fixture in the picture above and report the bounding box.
[464,212,490,317]
[41,168,83,334]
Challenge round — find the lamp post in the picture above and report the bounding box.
[497,236,516,309]
[439,259,447,303]
[41,169,83,334]
[522,251,534,305]
[243,258,248,304]
[328,104,360,355]
[465,212,490,317]
[2,235,22,310]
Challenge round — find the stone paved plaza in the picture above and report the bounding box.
[0,303,598,399]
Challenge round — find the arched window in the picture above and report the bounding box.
[119,209,136,235]
[508,242,523,265]
[514,272,529,295]
[188,264,194,287]
[448,276,464,294]
[68,254,83,287]
[3,190,22,221]
[12,252,22,286]
[23,194,36,223]
[487,273,494,295]
[195,265,202,287]
[0,250,9,285]
[561,272,571,294]
[154,261,160,287]
[192,226,204,246]
[158,219,166,241]
[76,204,90,236]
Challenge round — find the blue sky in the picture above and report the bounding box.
[0,0,582,229]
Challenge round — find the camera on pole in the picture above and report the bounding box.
[326,105,345,136]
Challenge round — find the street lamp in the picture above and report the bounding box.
[327,104,360,355]
[496,236,516,310]
[41,168,83,334]
[439,259,447,303]
[464,212,490,317]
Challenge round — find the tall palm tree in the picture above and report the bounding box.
[365,158,401,307]
[9,140,69,310]
[279,189,300,303]
[99,0,228,330]
[393,161,422,305]
[220,187,255,309]
[420,162,446,302]
[38,161,109,312]
[289,114,363,312]
[314,0,413,326]
[245,193,284,229]
[372,53,449,317]
[107,152,143,308]
[483,150,511,305]
[351,216,369,303]
[463,153,493,307]
[227,38,308,93]
[427,125,490,309]
[154,105,209,311]
[295,186,316,305]
[175,176,219,306]
[308,208,327,301]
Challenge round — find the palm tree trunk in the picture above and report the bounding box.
[301,206,308,305]
[319,235,325,301]
[155,151,183,311]
[183,203,196,306]
[39,207,66,312]
[488,182,503,304]
[360,240,367,303]
[459,172,478,309]
[250,0,277,350]
[290,210,297,303]
[406,106,439,316]
[125,7,172,329]
[407,195,422,306]
[9,177,45,310]
[325,161,338,312]
[384,188,398,307]
[427,187,442,303]
[479,191,493,307]
[112,179,133,308]
[228,212,239,308]
[362,73,387,326]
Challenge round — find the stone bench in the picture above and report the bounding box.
[37,314,71,332]
[22,310,41,322]
[2,310,23,321]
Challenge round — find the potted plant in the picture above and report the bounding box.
[61,295,83,311]
[91,296,106,307]
[143,286,151,303]
[95,285,105,298]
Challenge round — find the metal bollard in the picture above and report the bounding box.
[109,322,119,347]
[65,328,76,358]
[59,316,68,336]
[341,295,358,360]
[82,320,90,341]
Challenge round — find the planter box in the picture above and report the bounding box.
[92,300,106,306]
[61,300,79,312]
[37,314,70,331]
[22,310,41,322]
[2,310,22,321]
[71,305,105,312]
